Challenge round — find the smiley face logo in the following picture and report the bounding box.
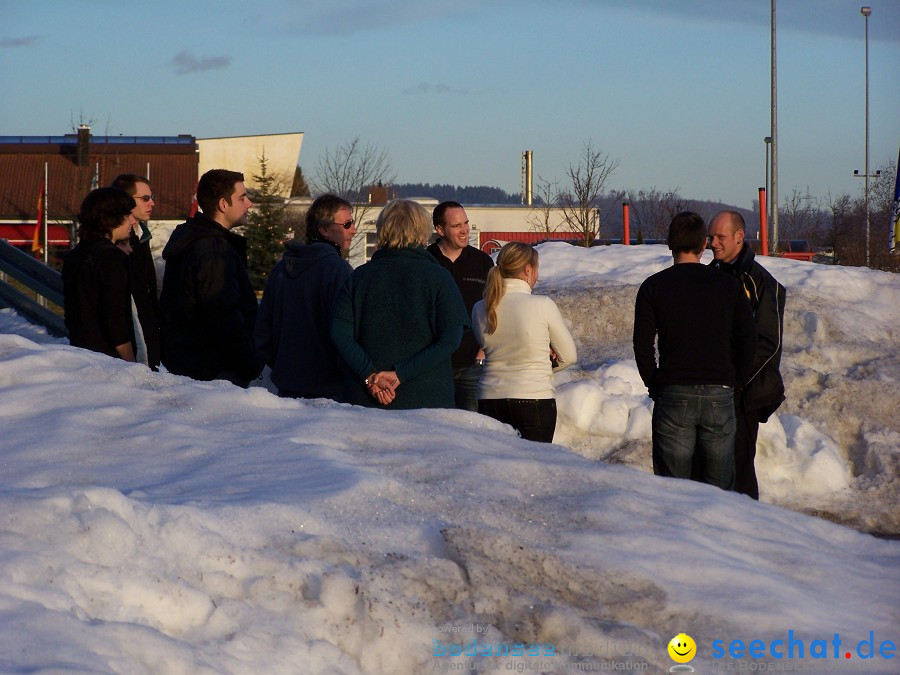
[667,633,696,664]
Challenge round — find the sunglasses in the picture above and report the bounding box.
[134,195,155,203]
[334,219,355,230]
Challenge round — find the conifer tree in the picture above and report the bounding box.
[240,154,288,291]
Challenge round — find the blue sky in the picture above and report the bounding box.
[3,0,898,209]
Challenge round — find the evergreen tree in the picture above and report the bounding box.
[240,154,289,291]
[291,165,311,197]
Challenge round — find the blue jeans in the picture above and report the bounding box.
[652,384,735,490]
[453,363,482,412]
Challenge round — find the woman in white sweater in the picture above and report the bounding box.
[471,243,577,442]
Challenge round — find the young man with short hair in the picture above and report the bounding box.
[110,173,161,369]
[427,201,494,411]
[633,211,757,490]
[159,169,261,387]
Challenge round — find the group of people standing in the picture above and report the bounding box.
[62,172,577,444]
[61,172,784,498]
[633,210,786,500]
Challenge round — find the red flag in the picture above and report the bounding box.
[189,181,199,217]
[32,180,44,257]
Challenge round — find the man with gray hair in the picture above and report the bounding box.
[255,194,356,399]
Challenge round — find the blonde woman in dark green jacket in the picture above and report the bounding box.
[330,199,468,409]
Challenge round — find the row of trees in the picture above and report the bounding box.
[766,167,897,270]
[240,139,898,289]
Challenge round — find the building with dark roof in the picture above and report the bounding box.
[0,126,198,248]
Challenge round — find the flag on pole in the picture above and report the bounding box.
[32,180,45,257]
[189,181,199,217]
[890,147,900,254]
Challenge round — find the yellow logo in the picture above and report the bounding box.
[668,633,696,664]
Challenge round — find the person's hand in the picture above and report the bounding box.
[367,371,400,405]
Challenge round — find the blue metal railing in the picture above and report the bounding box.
[0,240,67,337]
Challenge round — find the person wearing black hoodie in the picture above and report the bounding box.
[254,194,355,399]
[159,169,261,387]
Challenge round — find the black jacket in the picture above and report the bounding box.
[128,223,161,369]
[633,262,757,398]
[426,243,494,368]
[254,239,352,398]
[710,243,786,420]
[159,213,261,385]
[62,236,134,359]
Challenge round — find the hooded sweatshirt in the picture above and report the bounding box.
[159,212,260,385]
[255,239,352,398]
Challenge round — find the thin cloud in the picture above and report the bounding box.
[0,35,42,48]
[402,82,471,96]
[169,50,232,75]
[259,0,481,36]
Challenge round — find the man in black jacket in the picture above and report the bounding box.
[634,212,757,490]
[709,210,787,500]
[427,201,494,411]
[111,174,162,370]
[159,169,261,387]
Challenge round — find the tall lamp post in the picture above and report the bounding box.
[770,0,779,254]
[861,6,872,267]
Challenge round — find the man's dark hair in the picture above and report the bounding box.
[196,169,244,216]
[432,200,463,228]
[305,194,352,242]
[77,187,135,241]
[667,211,707,254]
[110,173,150,196]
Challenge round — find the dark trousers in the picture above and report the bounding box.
[478,398,557,443]
[734,390,761,500]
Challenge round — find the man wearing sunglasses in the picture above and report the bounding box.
[111,173,161,370]
[255,194,355,400]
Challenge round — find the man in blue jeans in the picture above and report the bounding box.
[633,212,757,490]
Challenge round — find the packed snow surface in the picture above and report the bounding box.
[0,242,897,674]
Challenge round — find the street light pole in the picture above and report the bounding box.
[862,6,872,267]
[764,136,772,220]
[770,0,779,254]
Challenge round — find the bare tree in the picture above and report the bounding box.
[527,176,564,239]
[313,136,395,220]
[313,137,396,262]
[559,141,620,246]
[779,188,824,245]
[625,187,687,240]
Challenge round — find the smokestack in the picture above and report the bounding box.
[521,150,533,206]
[76,124,91,167]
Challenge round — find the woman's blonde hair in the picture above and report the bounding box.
[376,199,432,250]
[482,242,539,334]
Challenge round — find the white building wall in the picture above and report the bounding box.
[197,133,303,198]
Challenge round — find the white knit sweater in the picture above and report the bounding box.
[471,278,577,399]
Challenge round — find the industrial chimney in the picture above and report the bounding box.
[521,150,533,206]
[76,124,91,167]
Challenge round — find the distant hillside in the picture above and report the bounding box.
[392,183,522,205]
